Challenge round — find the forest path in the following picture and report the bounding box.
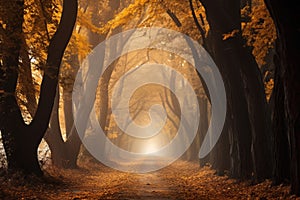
[109,170,179,200]
[68,160,202,200]
[0,160,294,199]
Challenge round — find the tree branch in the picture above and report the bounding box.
[29,0,78,143]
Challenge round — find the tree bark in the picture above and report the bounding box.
[44,89,82,168]
[199,0,271,180]
[45,53,82,169]
[264,0,300,195]
[0,0,78,175]
[271,46,290,184]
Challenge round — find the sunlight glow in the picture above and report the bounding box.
[143,141,160,154]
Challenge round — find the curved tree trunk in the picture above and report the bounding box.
[45,51,82,168]
[0,0,78,175]
[199,0,271,180]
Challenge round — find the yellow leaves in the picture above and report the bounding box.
[222,29,240,40]
[265,78,274,101]
[75,34,91,60]
[98,0,145,32]
[68,31,91,60]
[78,0,151,35]
[241,0,276,67]
[1,21,6,29]
[107,132,119,139]
[76,0,203,43]
[22,0,62,71]
[77,10,102,34]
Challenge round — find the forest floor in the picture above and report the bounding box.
[0,159,298,200]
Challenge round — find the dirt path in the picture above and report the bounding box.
[63,160,201,200]
[108,172,180,199]
[0,160,297,199]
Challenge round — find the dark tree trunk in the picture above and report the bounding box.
[19,35,37,117]
[44,92,66,167]
[198,98,210,166]
[235,32,272,182]
[271,44,290,184]
[44,89,81,168]
[0,0,41,174]
[199,0,253,179]
[198,0,272,180]
[264,0,300,195]
[45,51,82,169]
[210,117,230,176]
[209,32,253,179]
[62,88,82,167]
[0,0,78,175]
[0,0,25,171]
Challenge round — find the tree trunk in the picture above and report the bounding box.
[44,89,81,168]
[199,98,210,166]
[199,0,254,179]
[199,0,271,180]
[19,35,37,118]
[211,118,230,176]
[0,0,78,175]
[271,44,290,184]
[264,0,300,195]
[45,52,82,169]
[0,0,25,171]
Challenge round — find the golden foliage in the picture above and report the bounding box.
[242,0,276,67]
[265,78,274,101]
[223,29,240,40]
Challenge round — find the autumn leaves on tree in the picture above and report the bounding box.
[0,0,299,196]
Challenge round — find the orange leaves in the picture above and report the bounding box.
[222,29,240,40]
[241,0,276,67]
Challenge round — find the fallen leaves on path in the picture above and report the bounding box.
[0,160,298,200]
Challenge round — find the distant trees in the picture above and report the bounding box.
[0,0,77,175]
